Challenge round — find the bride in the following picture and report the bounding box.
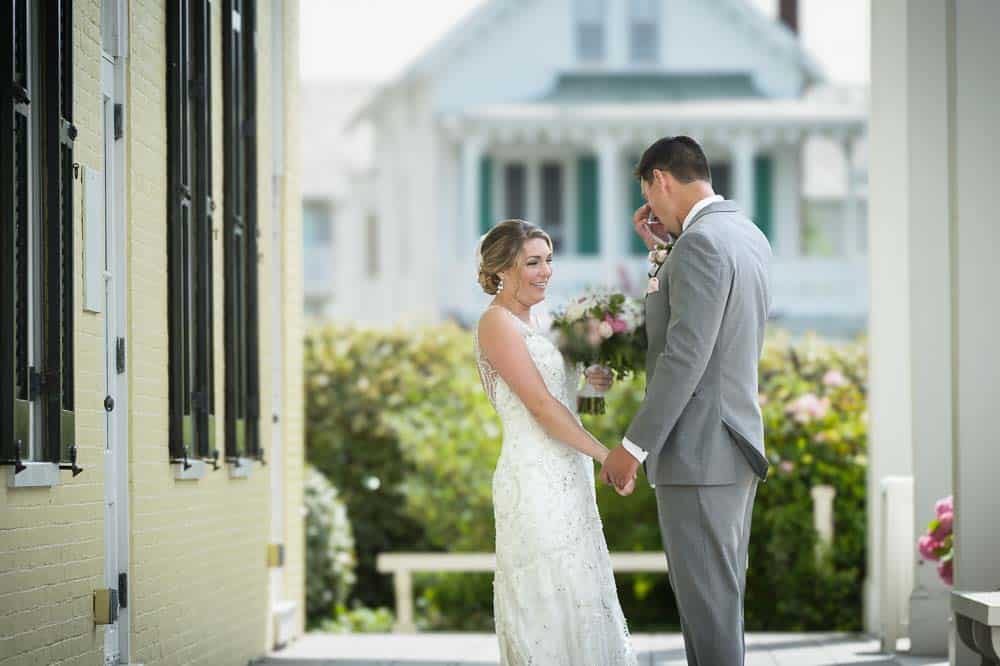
[473,219,638,665]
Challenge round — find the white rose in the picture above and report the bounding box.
[598,321,614,339]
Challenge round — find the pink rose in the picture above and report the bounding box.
[917,535,941,561]
[937,558,953,586]
[932,511,953,540]
[823,370,848,388]
[935,495,953,518]
[606,315,628,334]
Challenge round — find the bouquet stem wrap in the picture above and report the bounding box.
[577,376,607,415]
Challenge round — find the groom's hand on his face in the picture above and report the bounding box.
[632,203,671,250]
[601,446,640,492]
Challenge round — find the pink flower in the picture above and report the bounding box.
[598,321,614,339]
[606,315,628,334]
[779,461,795,474]
[823,370,848,388]
[937,558,953,586]
[932,511,953,540]
[814,431,830,443]
[935,495,953,518]
[786,393,831,424]
[918,535,941,561]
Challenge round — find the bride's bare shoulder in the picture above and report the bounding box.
[477,306,524,347]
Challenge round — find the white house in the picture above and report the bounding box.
[309,0,868,334]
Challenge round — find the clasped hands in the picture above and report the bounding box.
[583,366,639,496]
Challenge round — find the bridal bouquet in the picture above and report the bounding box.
[551,292,646,414]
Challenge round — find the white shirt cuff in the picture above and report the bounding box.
[621,437,648,463]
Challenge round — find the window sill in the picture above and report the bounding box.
[173,458,207,481]
[6,462,61,488]
[227,457,254,479]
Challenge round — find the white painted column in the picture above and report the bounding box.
[900,2,953,656]
[842,135,860,258]
[462,134,486,257]
[867,0,916,640]
[952,5,1000,664]
[731,134,756,219]
[773,140,802,258]
[596,134,623,286]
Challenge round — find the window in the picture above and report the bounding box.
[303,200,332,245]
[503,163,527,220]
[629,0,660,64]
[575,0,606,62]
[167,0,217,467]
[540,163,565,252]
[223,0,261,465]
[1,0,80,478]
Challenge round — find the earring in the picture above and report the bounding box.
[497,276,505,293]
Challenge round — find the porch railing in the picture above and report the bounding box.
[377,552,668,633]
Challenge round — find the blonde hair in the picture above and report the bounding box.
[476,220,552,296]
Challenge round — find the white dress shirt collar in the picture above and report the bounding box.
[682,194,724,233]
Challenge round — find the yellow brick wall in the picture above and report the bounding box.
[0,1,304,664]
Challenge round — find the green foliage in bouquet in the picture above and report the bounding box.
[550,292,647,379]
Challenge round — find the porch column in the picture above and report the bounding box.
[842,134,861,258]
[731,134,756,219]
[462,134,486,258]
[596,134,623,286]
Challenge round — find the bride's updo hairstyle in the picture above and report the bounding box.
[477,220,552,296]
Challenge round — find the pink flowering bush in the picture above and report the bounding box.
[917,495,954,585]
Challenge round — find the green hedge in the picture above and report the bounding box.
[305,324,867,631]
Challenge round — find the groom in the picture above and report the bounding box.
[600,136,772,665]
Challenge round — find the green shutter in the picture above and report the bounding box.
[754,155,773,241]
[629,156,647,254]
[576,156,599,255]
[479,156,493,234]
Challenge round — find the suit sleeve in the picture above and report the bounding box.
[624,231,729,460]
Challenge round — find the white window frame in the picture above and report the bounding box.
[491,150,578,257]
[628,0,661,65]
[574,0,607,63]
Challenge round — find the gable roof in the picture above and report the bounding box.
[355,0,824,121]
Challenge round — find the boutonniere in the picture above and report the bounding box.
[647,239,674,276]
[646,239,674,295]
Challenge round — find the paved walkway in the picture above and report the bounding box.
[259,632,948,666]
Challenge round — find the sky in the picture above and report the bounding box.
[299,0,870,85]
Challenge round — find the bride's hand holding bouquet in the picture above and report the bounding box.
[551,292,646,415]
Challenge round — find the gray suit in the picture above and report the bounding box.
[625,200,772,665]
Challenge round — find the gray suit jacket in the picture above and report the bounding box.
[625,200,772,485]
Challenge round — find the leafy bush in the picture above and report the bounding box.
[304,324,868,632]
[305,465,357,627]
[319,604,396,633]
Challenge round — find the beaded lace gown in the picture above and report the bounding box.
[474,306,637,666]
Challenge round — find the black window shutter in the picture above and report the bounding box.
[167,0,215,465]
[223,0,260,463]
[1,0,18,468]
[39,0,76,467]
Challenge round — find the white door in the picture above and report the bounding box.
[100,2,130,662]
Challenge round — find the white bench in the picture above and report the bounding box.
[376,552,668,633]
[952,591,1000,664]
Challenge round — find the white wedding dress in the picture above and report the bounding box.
[474,306,637,666]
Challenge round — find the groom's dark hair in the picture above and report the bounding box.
[634,136,712,185]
